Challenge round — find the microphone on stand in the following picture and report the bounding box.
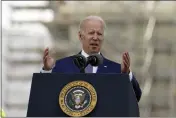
[73,53,103,73]
[86,54,103,66]
[73,54,87,73]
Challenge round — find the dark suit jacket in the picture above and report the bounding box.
[52,55,142,102]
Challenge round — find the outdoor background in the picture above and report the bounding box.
[1,1,176,117]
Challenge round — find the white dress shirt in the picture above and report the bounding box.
[40,50,133,81]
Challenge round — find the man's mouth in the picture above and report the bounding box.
[90,43,98,46]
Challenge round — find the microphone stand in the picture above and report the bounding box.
[80,67,85,73]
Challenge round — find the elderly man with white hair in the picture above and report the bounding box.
[41,15,142,102]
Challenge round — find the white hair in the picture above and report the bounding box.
[78,15,106,33]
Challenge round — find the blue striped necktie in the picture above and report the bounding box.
[85,64,93,73]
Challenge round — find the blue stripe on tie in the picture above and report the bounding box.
[85,64,93,73]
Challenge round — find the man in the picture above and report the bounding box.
[41,16,142,102]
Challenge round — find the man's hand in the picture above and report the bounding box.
[121,52,130,74]
[43,47,55,70]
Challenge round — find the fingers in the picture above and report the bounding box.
[43,47,49,62]
[125,52,130,63]
[122,52,130,67]
[123,59,128,68]
[43,47,49,57]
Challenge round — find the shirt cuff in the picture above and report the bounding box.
[129,71,133,81]
[40,68,52,73]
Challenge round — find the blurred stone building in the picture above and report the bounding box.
[1,1,176,117]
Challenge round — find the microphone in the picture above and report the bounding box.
[73,54,87,73]
[87,54,103,66]
[73,53,103,73]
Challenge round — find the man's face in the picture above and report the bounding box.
[78,19,104,54]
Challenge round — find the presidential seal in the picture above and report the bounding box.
[59,81,97,117]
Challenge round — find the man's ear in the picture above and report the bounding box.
[78,31,83,41]
[78,31,81,40]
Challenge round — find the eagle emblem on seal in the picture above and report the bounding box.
[70,90,88,109]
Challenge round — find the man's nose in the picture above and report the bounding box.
[93,34,98,40]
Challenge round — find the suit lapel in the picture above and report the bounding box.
[71,55,82,73]
[97,64,107,73]
[96,57,108,73]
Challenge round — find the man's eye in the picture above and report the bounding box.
[98,33,102,35]
[89,32,94,34]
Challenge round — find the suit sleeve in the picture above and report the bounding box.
[131,75,142,102]
[51,65,57,73]
[51,60,63,73]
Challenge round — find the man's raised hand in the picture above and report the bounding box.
[121,52,130,74]
[43,47,55,70]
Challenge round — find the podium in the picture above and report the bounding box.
[27,73,139,117]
